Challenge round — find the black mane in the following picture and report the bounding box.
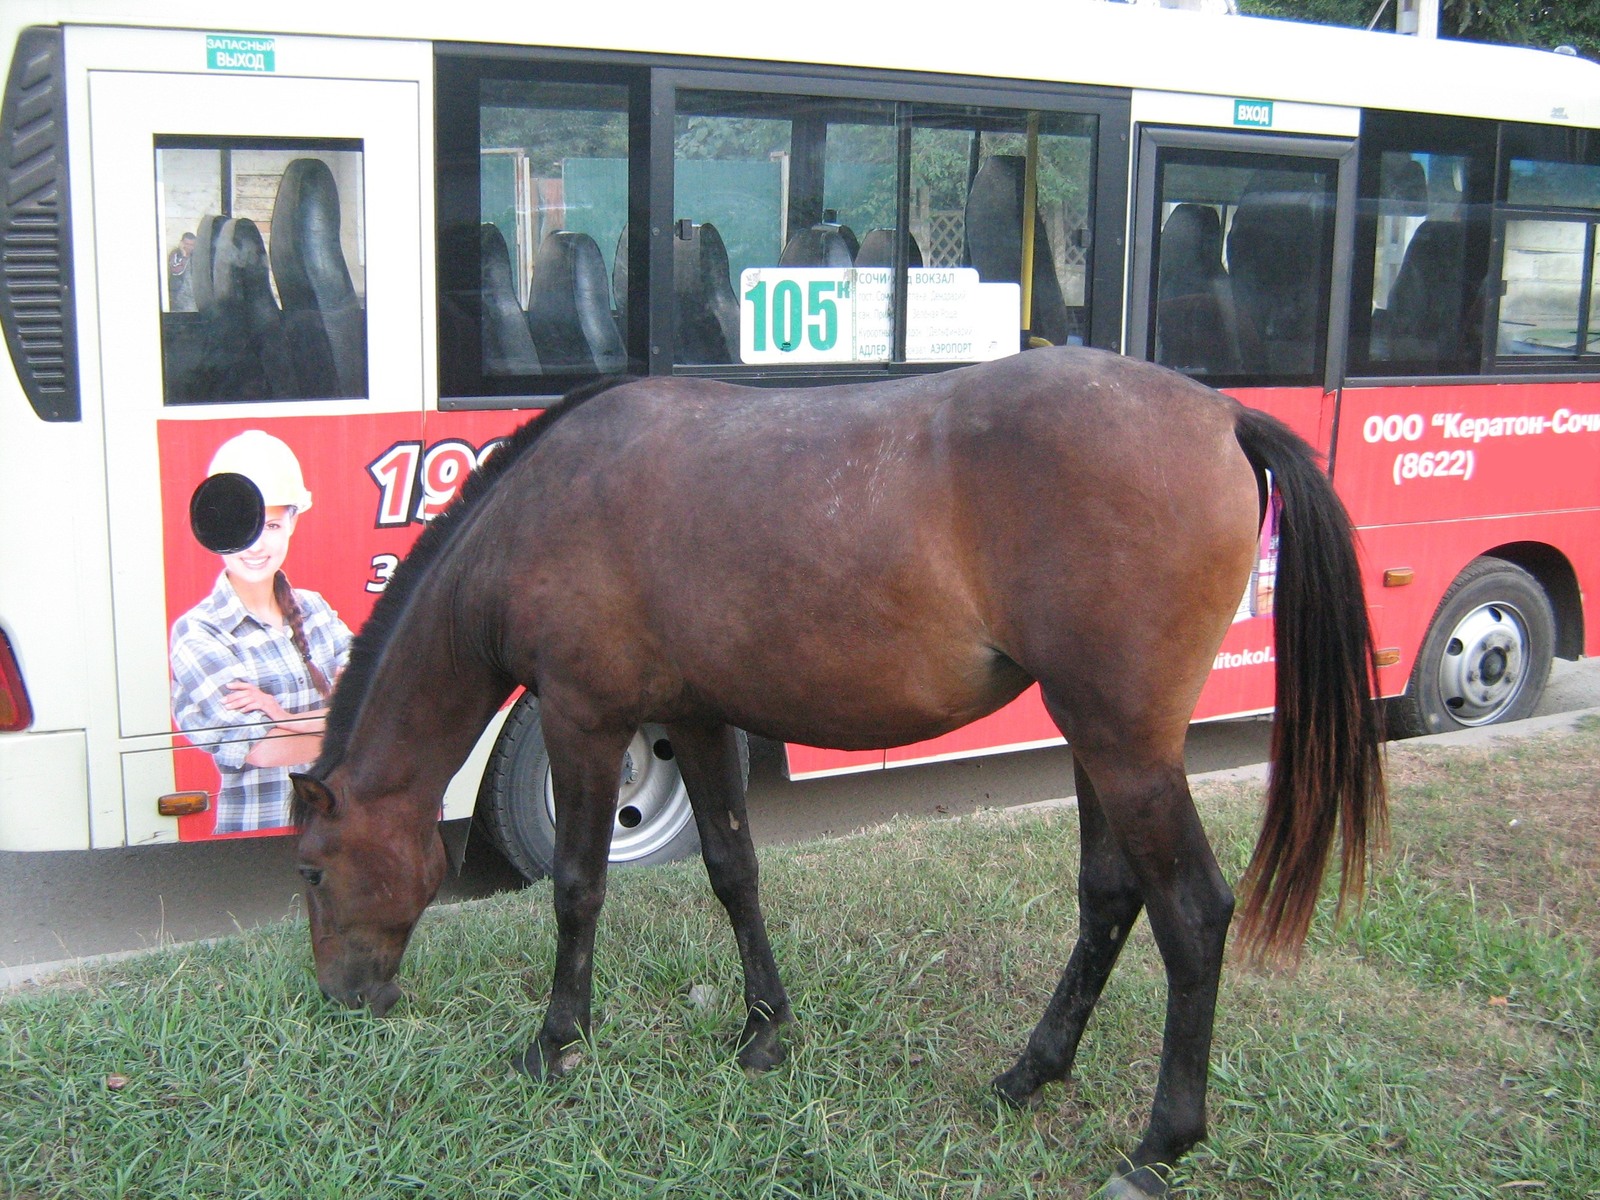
[298,377,630,812]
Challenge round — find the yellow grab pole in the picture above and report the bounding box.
[1020,111,1042,348]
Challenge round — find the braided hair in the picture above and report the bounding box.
[273,570,332,701]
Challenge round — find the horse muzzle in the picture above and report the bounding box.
[320,977,403,1016]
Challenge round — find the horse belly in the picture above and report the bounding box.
[664,603,1031,751]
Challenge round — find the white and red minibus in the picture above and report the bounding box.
[2,2,1597,876]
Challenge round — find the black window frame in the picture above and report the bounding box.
[155,134,370,406]
[1348,108,1600,383]
[1346,108,1498,382]
[435,50,651,408]
[1487,120,1600,372]
[434,44,1128,407]
[1129,125,1358,394]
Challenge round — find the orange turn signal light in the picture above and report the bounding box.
[1383,568,1414,587]
[158,791,210,817]
[1373,648,1402,668]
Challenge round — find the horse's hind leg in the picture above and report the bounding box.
[1070,749,1236,1199]
[515,714,634,1081]
[668,721,793,1071]
[993,754,1145,1106]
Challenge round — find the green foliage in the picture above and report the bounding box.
[1239,0,1599,59]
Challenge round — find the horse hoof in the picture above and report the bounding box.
[1100,1168,1166,1199]
[511,1042,583,1082]
[991,1068,1043,1111]
[736,1033,787,1074]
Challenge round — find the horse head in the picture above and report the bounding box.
[290,770,448,1015]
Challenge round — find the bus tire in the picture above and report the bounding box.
[476,693,747,881]
[1388,557,1554,738]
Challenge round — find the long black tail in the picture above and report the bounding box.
[1232,406,1387,962]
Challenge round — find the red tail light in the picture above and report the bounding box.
[0,628,33,732]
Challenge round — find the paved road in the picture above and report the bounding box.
[5,657,1598,982]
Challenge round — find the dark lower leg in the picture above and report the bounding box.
[1116,882,1231,1192]
[1100,769,1235,1196]
[671,722,791,1070]
[995,757,1144,1106]
[516,721,632,1081]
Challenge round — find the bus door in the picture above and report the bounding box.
[1127,123,1357,720]
[72,27,431,844]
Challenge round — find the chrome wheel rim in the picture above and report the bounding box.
[542,725,691,862]
[1435,601,1530,726]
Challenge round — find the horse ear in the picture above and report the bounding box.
[290,773,336,819]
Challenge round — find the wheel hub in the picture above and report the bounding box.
[541,725,691,863]
[1436,602,1528,726]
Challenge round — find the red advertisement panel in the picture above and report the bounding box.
[158,410,532,840]
[1335,382,1600,528]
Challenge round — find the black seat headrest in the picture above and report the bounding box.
[528,230,626,374]
[855,228,923,269]
[268,157,366,397]
[270,158,357,314]
[480,223,542,376]
[1157,204,1224,299]
[779,225,855,268]
[673,221,740,364]
[963,155,1072,345]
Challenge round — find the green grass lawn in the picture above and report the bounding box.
[4,722,1598,1199]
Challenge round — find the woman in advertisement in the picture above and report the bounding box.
[169,431,353,833]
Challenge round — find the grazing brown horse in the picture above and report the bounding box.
[291,346,1384,1199]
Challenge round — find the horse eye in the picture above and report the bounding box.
[298,866,325,887]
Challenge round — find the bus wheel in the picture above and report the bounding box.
[1389,557,1554,738]
[477,693,747,881]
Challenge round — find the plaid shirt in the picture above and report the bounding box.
[170,573,352,833]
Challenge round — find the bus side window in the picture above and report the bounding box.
[1350,110,1494,378]
[157,141,367,404]
[674,90,897,366]
[1147,146,1338,386]
[437,71,635,398]
[928,106,1100,352]
[673,92,1098,367]
[1494,124,1600,364]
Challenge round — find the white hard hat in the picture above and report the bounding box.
[206,430,313,513]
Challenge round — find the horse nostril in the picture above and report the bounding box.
[319,984,364,1010]
[366,980,403,1016]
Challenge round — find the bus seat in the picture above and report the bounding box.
[1382,157,1429,215]
[1154,203,1238,374]
[1158,204,1223,299]
[962,155,1071,345]
[673,220,740,364]
[190,213,225,316]
[270,158,367,398]
[527,230,627,374]
[162,214,227,402]
[854,228,923,268]
[1381,219,1473,369]
[613,226,629,336]
[187,216,295,401]
[1225,179,1325,375]
[779,224,855,267]
[479,224,542,376]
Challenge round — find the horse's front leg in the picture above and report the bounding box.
[514,715,634,1081]
[668,721,792,1072]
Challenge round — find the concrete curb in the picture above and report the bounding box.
[0,943,213,993]
[1005,705,1600,817]
[6,706,1596,995]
